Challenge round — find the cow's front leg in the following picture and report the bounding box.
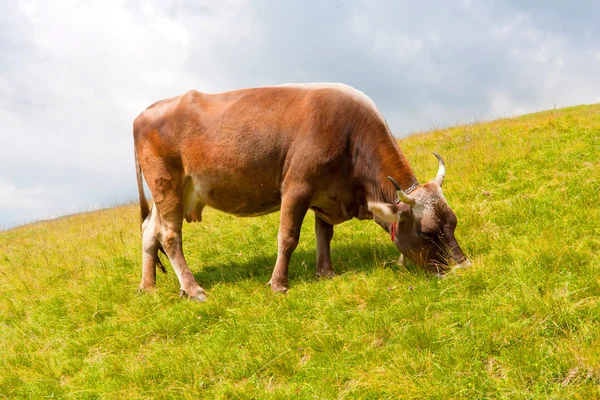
[269,190,311,294]
[315,215,336,278]
[398,253,406,266]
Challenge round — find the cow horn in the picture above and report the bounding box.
[432,152,445,186]
[387,176,416,205]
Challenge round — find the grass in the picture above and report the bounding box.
[1,104,600,399]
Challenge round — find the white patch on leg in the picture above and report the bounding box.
[142,204,158,245]
[142,205,160,268]
[398,253,406,266]
[140,204,160,289]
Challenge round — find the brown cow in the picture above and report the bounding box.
[133,83,470,301]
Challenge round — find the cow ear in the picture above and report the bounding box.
[367,202,400,224]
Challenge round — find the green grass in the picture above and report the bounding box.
[1,104,600,399]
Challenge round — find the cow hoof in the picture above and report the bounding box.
[137,285,155,294]
[190,293,207,302]
[267,279,288,294]
[397,254,406,267]
[454,259,473,270]
[316,269,336,279]
[179,289,207,302]
[272,286,288,294]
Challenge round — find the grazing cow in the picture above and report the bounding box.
[133,83,470,301]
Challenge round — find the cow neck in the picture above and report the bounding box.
[369,147,419,206]
[350,116,419,206]
[381,168,418,204]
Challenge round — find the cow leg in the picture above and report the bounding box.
[315,215,336,278]
[268,190,311,293]
[398,253,406,266]
[146,166,206,301]
[139,204,160,292]
[158,219,206,302]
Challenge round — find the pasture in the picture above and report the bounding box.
[1,104,599,398]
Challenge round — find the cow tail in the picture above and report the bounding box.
[135,145,167,274]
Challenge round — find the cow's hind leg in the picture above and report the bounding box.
[315,215,335,278]
[145,167,206,301]
[139,204,160,292]
[158,218,206,302]
[268,188,312,293]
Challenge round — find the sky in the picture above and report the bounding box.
[1,0,599,229]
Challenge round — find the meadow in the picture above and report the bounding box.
[1,104,599,399]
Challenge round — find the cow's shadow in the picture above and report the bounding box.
[182,242,424,290]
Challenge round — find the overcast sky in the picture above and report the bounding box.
[1,0,599,229]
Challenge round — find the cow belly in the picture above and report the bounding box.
[183,176,282,220]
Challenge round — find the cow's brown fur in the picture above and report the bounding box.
[133,83,468,300]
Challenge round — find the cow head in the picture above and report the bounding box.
[368,153,471,273]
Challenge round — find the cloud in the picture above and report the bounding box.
[0,177,102,229]
[0,0,224,227]
[1,0,599,228]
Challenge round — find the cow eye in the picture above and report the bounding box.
[420,232,437,240]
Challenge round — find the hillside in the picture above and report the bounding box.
[1,104,599,398]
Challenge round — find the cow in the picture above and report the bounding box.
[133,83,471,302]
